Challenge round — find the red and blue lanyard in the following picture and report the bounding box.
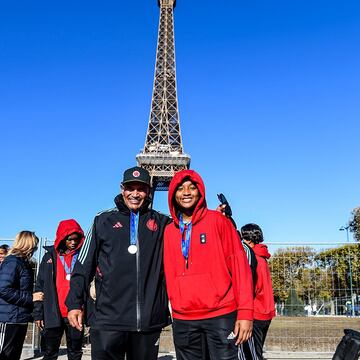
[179,214,192,269]
[59,252,78,278]
[130,211,139,247]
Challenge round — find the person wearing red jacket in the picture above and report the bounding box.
[33,219,85,360]
[164,169,254,360]
[240,223,276,360]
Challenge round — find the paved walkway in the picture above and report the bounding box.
[21,351,175,359]
[20,346,176,359]
[21,347,334,360]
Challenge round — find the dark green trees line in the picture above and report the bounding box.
[269,243,360,306]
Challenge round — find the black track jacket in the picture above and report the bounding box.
[66,195,171,331]
[33,246,64,328]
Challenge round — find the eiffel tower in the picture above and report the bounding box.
[136,0,190,191]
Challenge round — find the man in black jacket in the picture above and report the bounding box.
[66,166,171,360]
[33,219,85,360]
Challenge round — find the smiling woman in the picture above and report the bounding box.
[174,180,200,223]
[164,169,254,360]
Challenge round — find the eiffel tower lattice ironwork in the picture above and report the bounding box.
[136,0,190,191]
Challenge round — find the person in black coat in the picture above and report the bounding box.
[67,166,171,360]
[33,219,85,360]
[0,230,39,360]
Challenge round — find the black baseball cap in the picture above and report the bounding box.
[122,166,151,187]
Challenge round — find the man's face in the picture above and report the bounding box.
[65,233,82,251]
[175,180,200,213]
[122,182,150,212]
[0,249,7,263]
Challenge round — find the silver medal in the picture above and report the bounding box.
[66,274,71,281]
[128,245,138,254]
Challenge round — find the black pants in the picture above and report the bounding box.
[172,312,239,360]
[0,323,27,360]
[90,328,161,360]
[41,317,83,360]
[252,319,271,360]
[238,336,258,360]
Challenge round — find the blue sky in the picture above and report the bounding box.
[1,0,359,245]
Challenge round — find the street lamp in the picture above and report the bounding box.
[339,225,355,317]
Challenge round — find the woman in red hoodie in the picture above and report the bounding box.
[164,170,254,360]
[240,223,276,360]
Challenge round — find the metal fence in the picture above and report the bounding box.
[266,241,360,352]
[1,237,359,353]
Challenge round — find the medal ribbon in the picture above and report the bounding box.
[179,214,192,260]
[130,211,139,247]
[59,252,78,277]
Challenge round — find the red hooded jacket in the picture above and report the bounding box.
[252,243,276,320]
[54,219,84,317]
[164,170,254,321]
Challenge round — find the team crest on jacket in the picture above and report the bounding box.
[146,219,158,231]
[47,258,52,263]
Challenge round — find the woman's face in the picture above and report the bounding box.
[175,180,200,212]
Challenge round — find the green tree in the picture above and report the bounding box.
[269,243,360,316]
[315,243,360,299]
[269,246,316,303]
[284,288,304,316]
[349,207,360,242]
[296,267,332,304]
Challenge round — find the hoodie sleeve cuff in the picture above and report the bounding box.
[67,304,83,312]
[237,309,254,321]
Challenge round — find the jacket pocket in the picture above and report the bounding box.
[176,273,220,311]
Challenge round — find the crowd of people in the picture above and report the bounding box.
[0,166,275,360]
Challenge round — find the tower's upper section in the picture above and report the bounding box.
[137,0,190,191]
[158,0,176,9]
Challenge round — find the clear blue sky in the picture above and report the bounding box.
[1,0,359,244]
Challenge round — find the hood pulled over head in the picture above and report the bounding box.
[54,219,85,252]
[168,169,207,226]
